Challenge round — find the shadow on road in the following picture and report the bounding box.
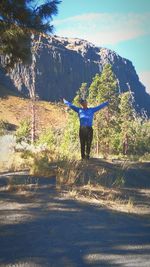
[0,173,150,267]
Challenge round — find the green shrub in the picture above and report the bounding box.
[15,119,31,143]
[36,128,55,150]
[29,151,56,176]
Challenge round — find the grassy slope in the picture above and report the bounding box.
[0,84,67,132]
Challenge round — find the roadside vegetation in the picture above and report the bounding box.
[0,65,150,214]
[1,64,150,172]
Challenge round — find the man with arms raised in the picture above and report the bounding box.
[63,98,109,160]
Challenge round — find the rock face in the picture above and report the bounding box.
[0,34,150,115]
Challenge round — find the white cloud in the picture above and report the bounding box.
[53,12,150,46]
[139,71,150,94]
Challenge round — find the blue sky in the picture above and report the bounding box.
[37,0,150,93]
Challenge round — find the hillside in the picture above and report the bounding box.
[1,34,150,115]
[0,85,67,133]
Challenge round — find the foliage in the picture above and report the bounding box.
[60,64,150,160]
[74,82,88,103]
[88,64,120,156]
[17,125,60,175]
[59,111,80,159]
[20,149,57,176]
[0,0,61,67]
[15,119,31,143]
[29,151,52,176]
[115,91,135,154]
[36,127,55,150]
[9,63,150,163]
[130,118,150,155]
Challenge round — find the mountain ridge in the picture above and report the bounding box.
[0,34,150,115]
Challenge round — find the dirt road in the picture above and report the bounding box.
[0,173,150,267]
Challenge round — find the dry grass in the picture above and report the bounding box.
[0,151,29,173]
[0,85,67,173]
[57,158,124,187]
[57,159,150,215]
[0,85,67,133]
[63,183,135,214]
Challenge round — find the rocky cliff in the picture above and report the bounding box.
[0,34,150,115]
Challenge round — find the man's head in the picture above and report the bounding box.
[79,98,88,108]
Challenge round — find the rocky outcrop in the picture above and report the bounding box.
[0,34,150,115]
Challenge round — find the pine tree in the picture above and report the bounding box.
[73,83,88,104]
[119,91,136,155]
[0,0,61,68]
[88,64,120,157]
[88,74,100,105]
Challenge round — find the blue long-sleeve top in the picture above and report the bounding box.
[63,99,109,127]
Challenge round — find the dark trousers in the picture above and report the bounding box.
[79,126,93,159]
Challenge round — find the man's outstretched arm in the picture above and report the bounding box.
[92,101,109,113]
[63,99,80,113]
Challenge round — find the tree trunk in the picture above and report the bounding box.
[30,34,41,144]
[31,99,36,144]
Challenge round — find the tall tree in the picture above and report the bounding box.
[0,0,61,68]
[73,82,88,104]
[119,91,136,155]
[88,64,120,156]
[119,92,150,156]
[29,33,42,144]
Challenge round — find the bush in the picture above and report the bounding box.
[15,119,31,143]
[36,128,55,150]
[30,153,50,176]
[58,111,80,160]
[29,151,56,176]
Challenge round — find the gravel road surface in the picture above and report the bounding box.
[0,173,150,267]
